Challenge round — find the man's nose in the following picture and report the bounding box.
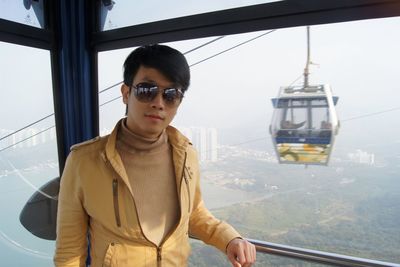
[151,91,165,110]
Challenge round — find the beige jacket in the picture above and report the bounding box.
[54,120,240,267]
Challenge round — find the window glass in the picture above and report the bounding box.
[0,0,44,28]
[100,0,282,31]
[0,41,57,266]
[98,16,400,265]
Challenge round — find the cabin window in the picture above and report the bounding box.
[96,16,400,266]
[0,41,57,266]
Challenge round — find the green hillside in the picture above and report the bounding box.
[189,154,400,266]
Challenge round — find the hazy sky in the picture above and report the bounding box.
[98,16,400,151]
[1,4,400,154]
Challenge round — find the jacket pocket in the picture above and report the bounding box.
[183,169,191,214]
[112,179,121,227]
[102,243,117,267]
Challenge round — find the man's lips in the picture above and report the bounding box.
[145,114,164,120]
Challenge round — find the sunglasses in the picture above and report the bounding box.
[131,82,184,107]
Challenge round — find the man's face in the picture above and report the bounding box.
[121,66,181,138]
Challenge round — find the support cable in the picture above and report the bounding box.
[3,29,399,154]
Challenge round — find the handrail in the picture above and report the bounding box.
[248,238,400,267]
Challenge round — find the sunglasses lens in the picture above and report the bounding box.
[163,88,183,105]
[133,83,183,106]
[134,83,158,102]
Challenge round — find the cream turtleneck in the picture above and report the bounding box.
[116,120,179,246]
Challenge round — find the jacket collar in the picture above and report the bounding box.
[104,119,191,189]
[106,118,190,154]
[166,125,191,151]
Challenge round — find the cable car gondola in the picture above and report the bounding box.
[269,27,339,165]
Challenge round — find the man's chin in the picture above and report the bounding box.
[142,128,164,139]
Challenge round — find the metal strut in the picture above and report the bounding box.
[303,26,311,88]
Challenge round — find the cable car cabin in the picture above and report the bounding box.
[270,84,339,165]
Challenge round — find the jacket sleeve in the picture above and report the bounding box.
[54,151,89,267]
[188,151,241,253]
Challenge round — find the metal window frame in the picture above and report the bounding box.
[92,0,400,51]
[249,239,400,267]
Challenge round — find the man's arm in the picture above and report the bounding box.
[187,155,256,266]
[54,152,89,267]
[189,202,256,267]
[189,198,240,251]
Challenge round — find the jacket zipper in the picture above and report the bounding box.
[112,179,121,227]
[157,151,188,265]
[105,158,122,228]
[106,150,189,266]
[157,247,162,267]
[130,189,163,267]
[183,169,191,213]
[107,157,162,264]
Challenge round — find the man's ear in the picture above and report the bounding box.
[121,84,130,104]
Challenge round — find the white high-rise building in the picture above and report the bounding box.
[41,128,47,144]
[25,128,38,147]
[206,128,218,162]
[191,127,207,162]
[348,149,375,165]
[14,130,24,148]
[0,129,13,149]
[49,127,57,141]
[0,126,57,150]
[176,126,218,162]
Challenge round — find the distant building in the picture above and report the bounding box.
[206,128,218,162]
[0,127,56,150]
[192,127,207,162]
[26,128,38,147]
[348,149,375,165]
[0,129,13,149]
[49,127,56,141]
[177,126,218,162]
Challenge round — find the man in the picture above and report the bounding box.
[54,44,256,267]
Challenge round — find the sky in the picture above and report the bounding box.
[97,16,400,152]
[1,3,400,154]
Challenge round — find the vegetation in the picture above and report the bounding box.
[189,152,400,266]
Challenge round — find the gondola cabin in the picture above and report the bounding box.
[270,84,339,165]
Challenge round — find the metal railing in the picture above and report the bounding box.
[248,238,400,267]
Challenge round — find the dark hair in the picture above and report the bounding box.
[123,44,190,92]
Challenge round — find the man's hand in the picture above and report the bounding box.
[226,238,256,267]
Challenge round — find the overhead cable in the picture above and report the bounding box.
[190,30,275,67]
[0,114,53,142]
[0,126,55,153]
[98,36,226,95]
[0,35,229,146]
